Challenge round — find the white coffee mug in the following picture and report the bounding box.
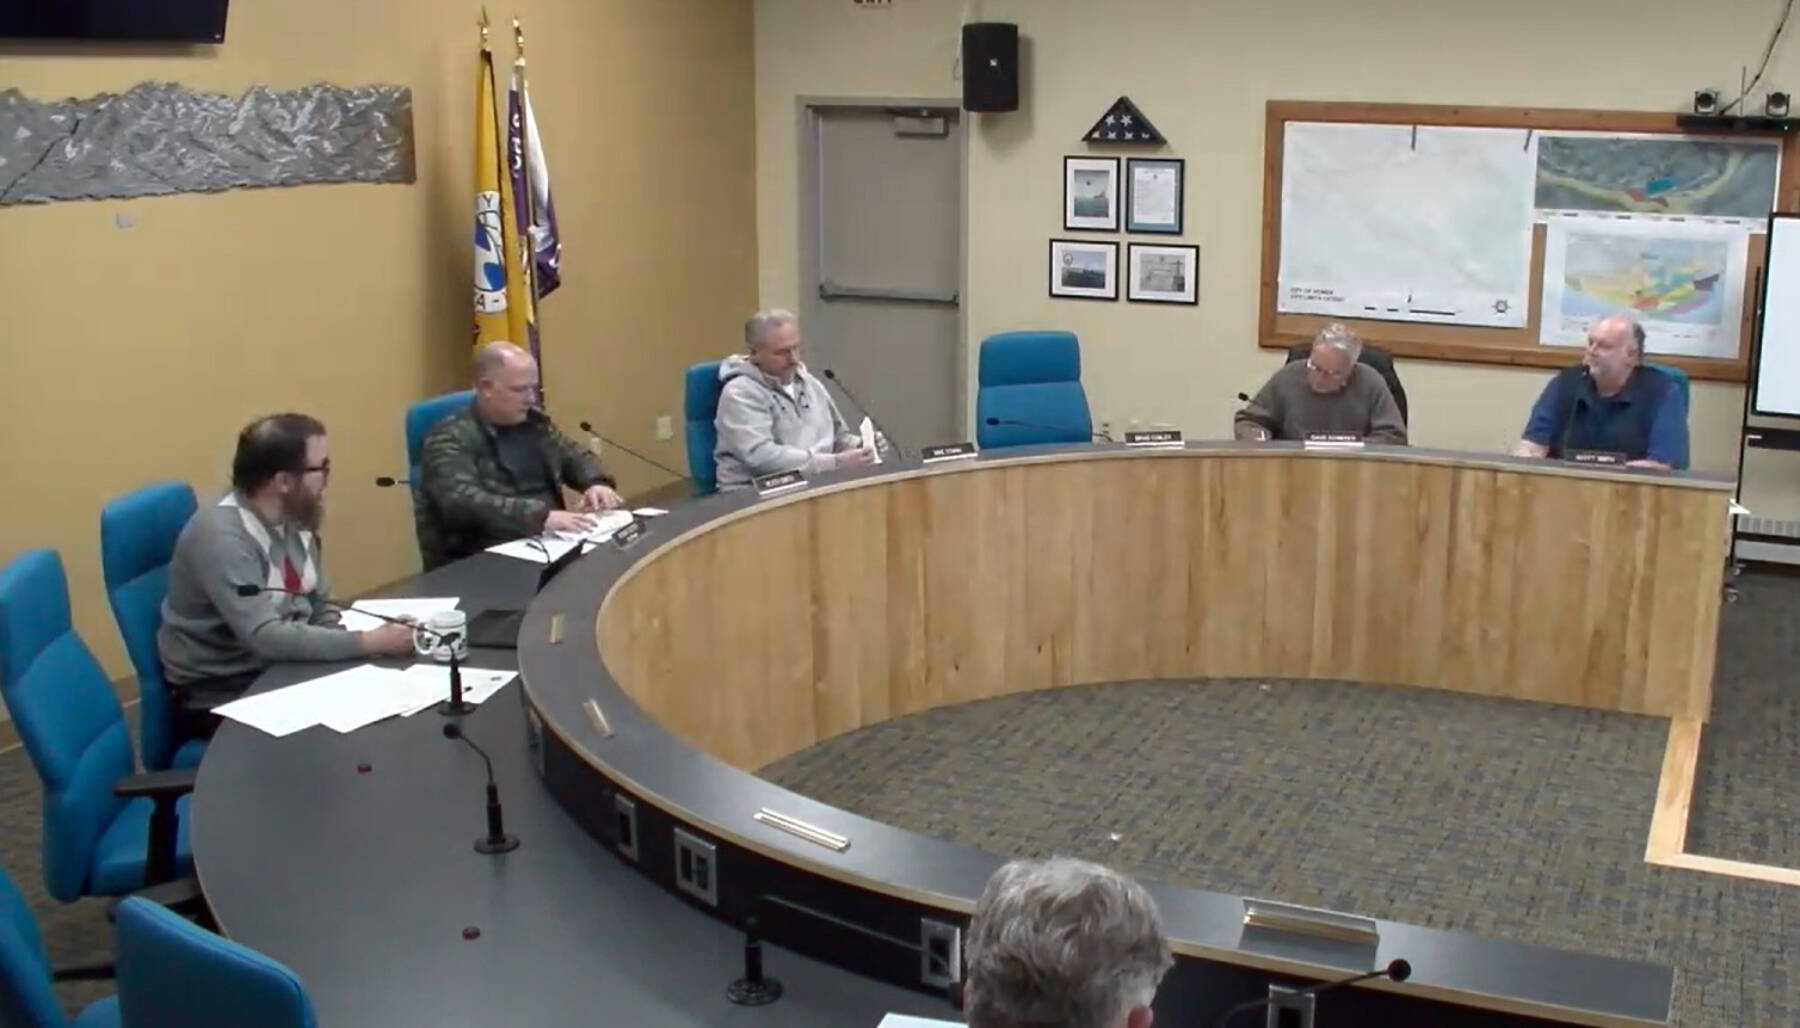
[413,609,469,663]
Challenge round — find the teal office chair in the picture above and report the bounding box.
[404,390,475,479]
[685,360,724,495]
[100,482,205,773]
[1646,363,1691,471]
[0,550,194,905]
[0,864,119,1027]
[975,331,1093,449]
[402,390,476,561]
[115,897,316,1028]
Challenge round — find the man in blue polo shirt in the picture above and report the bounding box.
[1511,313,1688,470]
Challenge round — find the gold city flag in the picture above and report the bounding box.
[471,42,531,350]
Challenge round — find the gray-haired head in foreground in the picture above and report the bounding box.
[744,309,798,349]
[472,339,531,379]
[1313,322,1362,363]
[965,857,1173,1028]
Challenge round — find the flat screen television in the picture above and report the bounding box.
[0,1,230,42]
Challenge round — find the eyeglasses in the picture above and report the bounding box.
[1305,358,1349,380]
[302,460,332,480]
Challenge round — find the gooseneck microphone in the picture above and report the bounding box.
[820,368,907,461]
[234,584,473,716]
[577,420,692,486]
[374,476,408,488]
[442,722,520,854]
[1214,959,1412,1027]
[983,416,1112,443]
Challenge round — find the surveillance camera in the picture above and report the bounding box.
[1767,91,1791,118]
[1693,88,1721,115]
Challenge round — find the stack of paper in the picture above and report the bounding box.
[213,664,520,737]
[393,664,518,717]
[485,508,637,563]
[337,597,461,633]
[486,534,585,564]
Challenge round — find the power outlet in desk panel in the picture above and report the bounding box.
[920,918,962,989]
[673,827,719,906]
[1266,985,1316,1028]
[613,793,639,862]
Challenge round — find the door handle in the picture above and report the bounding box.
[819,280,959,305]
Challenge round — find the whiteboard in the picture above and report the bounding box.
[1753,215,1800,417]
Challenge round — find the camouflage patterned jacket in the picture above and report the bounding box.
[416,404,614,569]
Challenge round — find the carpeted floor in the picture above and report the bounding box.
[760,572,1800,1028]
[5,572,1796,1023]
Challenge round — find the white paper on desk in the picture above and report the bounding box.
[395,664,519,716]
[1731,501,1751,516]
[876,1016,960,1028]
[859,416,883,463]
[337,597,461,633]
[215,665,415,737]
[577,509,637,543]
[631,507,668,518]
[486,534,583,564]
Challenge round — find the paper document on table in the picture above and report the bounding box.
[860,416,882,463]
[214,665,417,737]
[337,597,461,633]
[577,509,637,543]
[876,1016,960,1027]
[395,664,518,716]
[486,534,583,564]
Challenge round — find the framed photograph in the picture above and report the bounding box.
[1126,243,1198,305]
[1063,156,1120,231]
[1049,238,1119,300]
[1126,157,1184,234]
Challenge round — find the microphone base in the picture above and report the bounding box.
[437,700,478,717]
[474,833,520,855]
[726,977,783,1007]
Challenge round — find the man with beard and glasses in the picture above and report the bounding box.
[159,413,414,736]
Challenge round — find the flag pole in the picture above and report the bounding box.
[510,17,543,378]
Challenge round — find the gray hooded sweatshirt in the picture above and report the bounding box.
[714,355,859,489]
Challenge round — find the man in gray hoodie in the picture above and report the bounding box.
[158,413,415,736]
[713,309,878,489]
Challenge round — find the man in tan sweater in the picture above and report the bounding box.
[1234,323,1407,444]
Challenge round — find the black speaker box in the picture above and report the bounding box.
[961,22,1018,113]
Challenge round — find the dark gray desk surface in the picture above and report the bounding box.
[190,552,953,1027]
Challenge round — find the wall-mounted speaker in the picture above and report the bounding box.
[961,22,1018,113]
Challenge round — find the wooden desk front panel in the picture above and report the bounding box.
[597,454,1726,771]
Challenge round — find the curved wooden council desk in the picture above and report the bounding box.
[523,444,1730,1027]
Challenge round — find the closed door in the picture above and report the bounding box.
[803,104,964,450]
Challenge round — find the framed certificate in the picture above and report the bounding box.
[1125,157,1184,234]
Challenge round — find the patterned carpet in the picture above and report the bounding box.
[760,573,1800,1028]
[5,572,1796,1023]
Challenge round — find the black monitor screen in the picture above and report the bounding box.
[0,1,230,42]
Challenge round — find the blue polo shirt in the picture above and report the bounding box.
[1521,366,1689,469]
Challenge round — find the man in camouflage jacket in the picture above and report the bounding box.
[417,342,622,569]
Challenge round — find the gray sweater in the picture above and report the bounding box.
[1234,362,1408,444]
[158,496,363,685]
[713,356,860,489]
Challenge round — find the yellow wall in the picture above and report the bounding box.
[755,0,1800,480]
[0,0,756,679]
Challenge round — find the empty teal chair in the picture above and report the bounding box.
[100,483,205,773]
[115,897,316,1028]
[975,331,1093,449]
[0,864,119,1027]
[685,361,724,495]
[0,550,194,905]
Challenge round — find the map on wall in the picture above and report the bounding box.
[1539,219,1748,358]
[1278,121,1537,328]
[1534,132,1780,227]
